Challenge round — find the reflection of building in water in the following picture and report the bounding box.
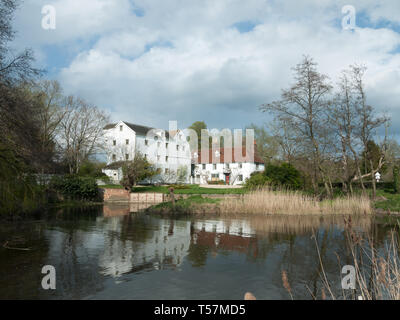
[99,217,192,277]
[193,220,255,238]
[103,204,130,217]
[191,220,258,256]
[102,203,158,217]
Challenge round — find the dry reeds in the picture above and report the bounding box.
[219,188,372,216]
[317,224,400,300]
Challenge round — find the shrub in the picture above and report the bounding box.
[394,166,400,194]
[50,175,99,201]
[244,172,270,189]
[264,163,303,189]
[78,160,107,178]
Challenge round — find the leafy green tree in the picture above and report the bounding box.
[244,172,270,189]
[394,166,400,194]
[361,140,386,175]
[264,163,303,189]
[189,121,210,150]
[121,152,160,189]
[177,165,188,184]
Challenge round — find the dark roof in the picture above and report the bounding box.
[104,161,128,170]
[104,121,171,138]
[193,146,264,164]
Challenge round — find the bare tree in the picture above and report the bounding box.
[260,56,333,196]
[58,96,109,174]
[350,65,389,197]
[0,0,41,83]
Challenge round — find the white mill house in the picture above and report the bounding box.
[192,145,265,185]
[102,121,265,186]
[102,121,192,184]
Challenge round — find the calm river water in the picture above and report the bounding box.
[0,204,396,300]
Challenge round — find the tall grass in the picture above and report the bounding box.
[314,221,400,300]
[220,188,372,215]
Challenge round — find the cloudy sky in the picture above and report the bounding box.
[10,0,400,136]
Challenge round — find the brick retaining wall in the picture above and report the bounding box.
[102,188,130,202]
[102,188,243,203]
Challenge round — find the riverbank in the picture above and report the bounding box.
[147,189,377,216]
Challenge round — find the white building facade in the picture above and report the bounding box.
[102,121,191,184]
[192,147,265,185]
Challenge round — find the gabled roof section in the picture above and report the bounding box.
[103,121,172,138]
[103,161,128,170]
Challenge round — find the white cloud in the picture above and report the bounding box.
[11,0,400,133]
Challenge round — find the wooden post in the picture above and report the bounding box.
[169,187,175,212]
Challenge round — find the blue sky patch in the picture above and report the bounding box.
[232,21,259,33]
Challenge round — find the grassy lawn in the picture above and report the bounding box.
[374,189,400,212]
[131,184,246,194]
[99,184,124,189]
[152,195,221,210]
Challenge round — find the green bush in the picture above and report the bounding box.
[78,161,107,178]
[264,163,303,189]
[244,172,270,189]
[394,166,400,194]
[50,175,99,201]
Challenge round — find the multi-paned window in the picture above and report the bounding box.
[112,154,116,161]
[113,140,116,146]
[213,164,217,170]
[125,154,129,160]
[202,164,206,170]
[126,139,129,145]
[238,174,243,182]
